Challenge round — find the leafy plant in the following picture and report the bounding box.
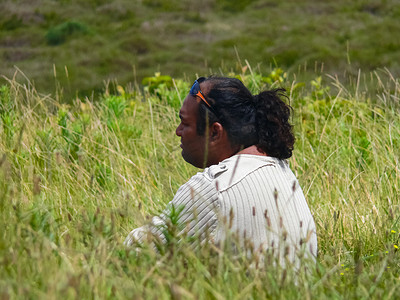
[102,95,127,119]
[142,73,173,95]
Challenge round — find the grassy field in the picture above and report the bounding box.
[0,66,399,298]
[1,0,400,98]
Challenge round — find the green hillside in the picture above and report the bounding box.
[1,0,400,98]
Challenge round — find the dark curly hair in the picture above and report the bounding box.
[196,76,294,159]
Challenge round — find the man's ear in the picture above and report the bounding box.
[209,122,224,142]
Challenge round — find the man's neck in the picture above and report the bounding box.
[237,145,267,156]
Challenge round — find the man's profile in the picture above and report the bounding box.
[124,76,317,263]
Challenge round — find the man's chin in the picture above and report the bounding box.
[182,153,191,163]
[180,150,188,162]
[181,152,198,168]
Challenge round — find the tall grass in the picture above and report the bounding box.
[0,68,399,299]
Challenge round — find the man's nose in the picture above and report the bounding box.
[176,124,182,136]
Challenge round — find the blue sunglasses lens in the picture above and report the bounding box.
[190,80,200,95]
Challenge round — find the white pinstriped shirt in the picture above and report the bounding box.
[125,154,317,262]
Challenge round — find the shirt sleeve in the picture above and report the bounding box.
[124,173,219,247]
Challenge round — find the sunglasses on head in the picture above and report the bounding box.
[190,79,213,108]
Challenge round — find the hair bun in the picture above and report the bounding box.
[252,94,259,107]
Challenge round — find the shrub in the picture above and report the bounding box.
[45,21,88,45]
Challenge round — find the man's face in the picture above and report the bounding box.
[176,92,208,168]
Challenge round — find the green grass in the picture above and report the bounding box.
[0,67,399,298]
[1,0,400,99]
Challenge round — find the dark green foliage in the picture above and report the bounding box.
[45,21,88,45]
[183,12,205,23]
[275,50,302,67]
[0,14,23,31]
[215,0,257,12]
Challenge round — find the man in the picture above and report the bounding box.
[125,76,317,263]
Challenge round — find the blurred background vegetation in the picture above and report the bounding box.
[1,0,400,99]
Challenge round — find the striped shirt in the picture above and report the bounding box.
[124,154,317,262]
